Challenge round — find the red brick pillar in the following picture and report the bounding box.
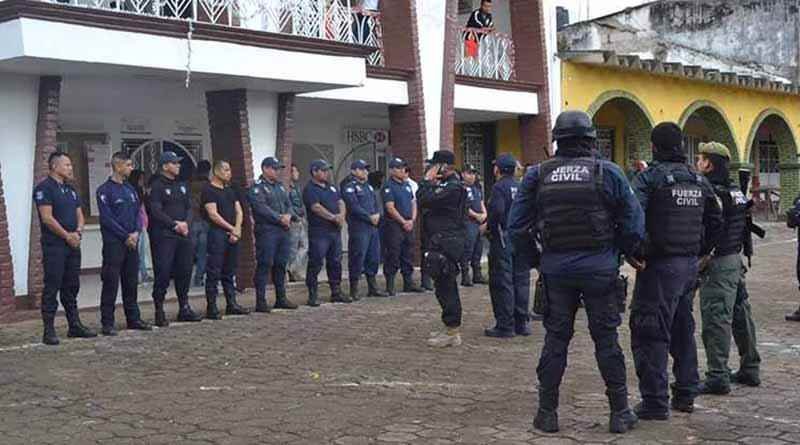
[511,0,552,163]
[0,163,15,322]
[275,93,295,186]
[205,89,257,291]
[439,0,458,151]
[26,76,61,308]
[380,0,427,177]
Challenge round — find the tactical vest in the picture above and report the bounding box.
[647,164,705,257]
[714,184,748,256]
[536,157,614,252]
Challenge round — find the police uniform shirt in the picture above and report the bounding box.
[342,179,379,228]
[383,178,414,220]
[97,178,141,243]
[248,177,293,230]
[148,174,191,235]
[487,176,518,239]
[33,176,80,244]
[303,181,342,232]
[466,183,484,221]
[201,182,239,228]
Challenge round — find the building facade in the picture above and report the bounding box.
[0,0,550,321]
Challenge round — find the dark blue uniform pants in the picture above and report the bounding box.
[537,272,627,411]
[255,228,291,299]
[383,222,414,278]
[461,222,482,270]
[488,238,530,331]
[630,257,699,411]
[100,239,141,327]
[349,226,380,280]
[307,230,342,289]
[41,241,81,320]
[205,228,239,301]
[151,231,193,305]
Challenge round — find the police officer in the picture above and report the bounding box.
[418,161,435,292]
[303,160,347,306]
[96,152,154,336]
[33,152,97,345]
[508,111,644,434]
[149,151,203,326]
[343,160,387,300]
[486,153,532,338]
[786,194,800,321]
[287,164,307,283]
[382,158,423,295]
[460,164,487,287]
[695,142,762,394]
[248,157,299,312]
[419,150,468,348]
[627,123,723,419]
[201,160,249,318]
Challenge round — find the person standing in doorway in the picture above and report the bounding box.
[460,164,487,287]
[33,152,97,345]
[190,160,211,288]
[287,164,308,283]
[96,152,153,336]
[149,151,203,327]
[382,158,423,296]
[202,160,250,319]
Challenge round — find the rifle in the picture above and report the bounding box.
[738,169,766,267]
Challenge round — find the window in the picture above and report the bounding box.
[56,132,109,224]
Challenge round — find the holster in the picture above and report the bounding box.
[533,276,549,316]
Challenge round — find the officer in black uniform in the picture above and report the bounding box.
[201,160,250,318]
[508,111,645,434]
[33,152,97,345]
[96,151,153,336]
[627,123,723,419]
[486,153,531,338]
[419,150,468,348]
[248,157,299,312]
[148,151,203,326]
[786,194,800,321]
[343,160,387,300]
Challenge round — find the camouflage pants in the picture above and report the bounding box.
[699,254,760,385]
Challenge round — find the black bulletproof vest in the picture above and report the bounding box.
[715,184,748,256]
[537,157,614,252]
[647,164,705,257]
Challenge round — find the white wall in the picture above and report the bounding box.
[247,91,279,175]
[417,0,447,156]
[0,74,38,296]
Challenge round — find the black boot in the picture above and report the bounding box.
[472,266,487,285]
[533,409,559,433]
[127,319,152,331]
[421,272,434,291]
[205,296,222,320]
[65,308,97,338]
[42,315,59,346]
[274,291,298,310]
[308,286,320,307]
[331,283,352,303]
[608,392,638,434]
[403,276,423,293]
[460,267,473,287]
[225,293,251,316]
[786,306,800,321]
[350,279,361,301]
[154,301,169,327]
[386,274,396,297]
[367,276,388,297]
[177,300,203,322]
[254,293,271,313]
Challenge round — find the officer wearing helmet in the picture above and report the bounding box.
[508,111,645,434]
[627,123,723,420]
[694,142,762,394]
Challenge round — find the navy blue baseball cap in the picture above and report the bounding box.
[388,157,407,169]
[310,159,332,173]
[160,151,182,165]
[351,159,370,170]
[261,156,284,169]
[494,153,517,172]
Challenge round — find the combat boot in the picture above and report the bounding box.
[330,283,352,304]
[349,279,361,301]
[101,325,118,336]
[533,409,559,433]
[385,274,396,297]
[254,293,271,313]
[177,304,203,322]
[633,401,669,421]
[274,291,298,310]
[42,315,60,346]
[608,393,638,434]
[307,286,320,307]
[786,306,800,321]
[205,296,222,320]
[460,267,473,287]
[225,293,251,316]
[670,398,694,413]
[698,379,731,395]
[731,369,761,387]
[472,266,488,285]
[427,328,462,348]
[367,276,388,297]
[421,272,434,291]
[127,319,153,331]
[154,302,169,327]
[403,276,423,293]
[65,307,97,339]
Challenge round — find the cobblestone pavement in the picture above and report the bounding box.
[2,226,800,444]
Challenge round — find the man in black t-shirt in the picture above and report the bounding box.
[201,160,249,318]
[465,0,494,40]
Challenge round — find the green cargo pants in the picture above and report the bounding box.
[699,254,760,386]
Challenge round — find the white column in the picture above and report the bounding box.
[0,74,39,296]
[246,90,279,177]
[416,0,447,157]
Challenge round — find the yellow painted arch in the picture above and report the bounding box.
[586,90,656,127]
[744,108,799,162]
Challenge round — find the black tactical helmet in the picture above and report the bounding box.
[552,110,597,141]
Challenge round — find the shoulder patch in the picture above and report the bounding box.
[100,194,107,204]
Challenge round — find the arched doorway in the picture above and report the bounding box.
[679,102,739,167]
[128,139,199,182]
[747,111,799,215]
[587,92,654,173]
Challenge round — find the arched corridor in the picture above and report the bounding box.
[588,92,654,171]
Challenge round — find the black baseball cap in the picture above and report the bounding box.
[428,150,456,166]
[261,156,284,169]
[160,151,182,165]
[310,159,332,173]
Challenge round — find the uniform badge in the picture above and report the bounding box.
[330,186,336,192]
[180,185,187,194]
[35,191,44,201]
[100,194,107,204]
[510,187,519,200]
[71,190,77,200]
[253,188,259,194]
[355,185,361,192]
[385,188,390,194]
[165,189,172,196]
[346,187,354,193]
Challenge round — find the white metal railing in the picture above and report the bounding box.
[456,27,515,81]
[43,0,384,65]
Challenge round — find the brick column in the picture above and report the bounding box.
[205,90,257,291]
[439,0,458,151]
[26,76,61,308]
[275,93,296,186]
[0,163,15,322]
[511,0,552,164]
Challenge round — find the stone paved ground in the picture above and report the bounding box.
[2,225,800,444]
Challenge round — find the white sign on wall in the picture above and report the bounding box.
[344,128,389,147]
[86,143,112,216]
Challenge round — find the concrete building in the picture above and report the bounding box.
[0,0,551,321]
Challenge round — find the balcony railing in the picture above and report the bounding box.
[456,28,515,81]
[39,0,384,65]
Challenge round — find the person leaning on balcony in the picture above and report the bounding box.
[465,0,494,40]
[33,151,97,345]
